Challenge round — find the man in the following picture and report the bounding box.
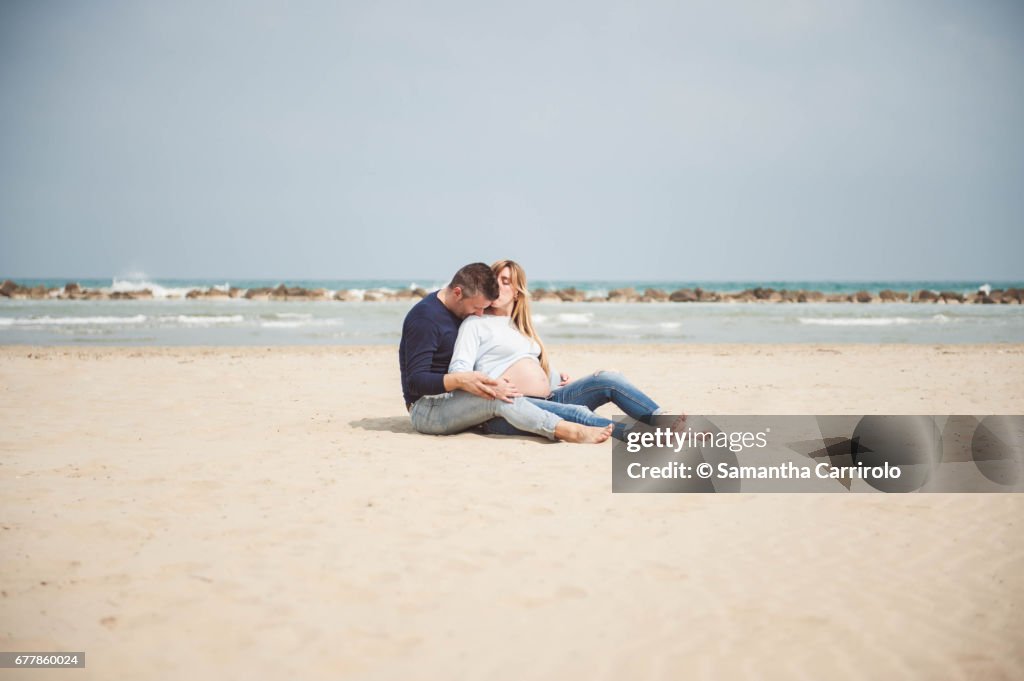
[399,262,611,444]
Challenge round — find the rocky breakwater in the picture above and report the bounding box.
[0,280,155,300]
[529,286,1023,304]
[2,280,1021,304]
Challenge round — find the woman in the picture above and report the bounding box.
[449,260,684,441]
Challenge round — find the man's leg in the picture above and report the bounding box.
[410,393,499,435]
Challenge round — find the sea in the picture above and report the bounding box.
[2,277,1023,346]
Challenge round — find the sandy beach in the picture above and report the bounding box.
[1,344,1023,680]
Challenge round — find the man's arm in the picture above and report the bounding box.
[403,318,448,398]
[404,314,516,402]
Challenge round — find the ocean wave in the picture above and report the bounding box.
[161,315,245,326]
[109,278,194,299]
[797,314,952,327]
[0,314,148,326]
[556,313,594,325]
[270,312,314,320]
[259,318,345,329]
[604,321,682,332]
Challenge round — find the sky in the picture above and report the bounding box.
[1,0,1022,281]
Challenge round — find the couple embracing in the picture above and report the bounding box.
[399,261,684,444]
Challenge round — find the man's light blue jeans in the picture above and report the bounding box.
[410,390,562,440]
[481,370,665,441]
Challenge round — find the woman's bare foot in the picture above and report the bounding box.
[554,421,613,444]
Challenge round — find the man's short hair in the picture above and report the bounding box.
[449,262,499,300]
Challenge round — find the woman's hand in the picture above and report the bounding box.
[558,372,571,386]
[495,377,523,401]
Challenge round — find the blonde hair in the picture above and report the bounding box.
[491,260,549,377]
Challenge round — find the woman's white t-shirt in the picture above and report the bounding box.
[448,315,558,391]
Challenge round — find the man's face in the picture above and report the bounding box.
[450,287,493,319]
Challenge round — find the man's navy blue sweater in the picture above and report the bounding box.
[399,291,461,406]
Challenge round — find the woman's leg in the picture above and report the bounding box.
[482,397,629,441]
[549,370,667,424]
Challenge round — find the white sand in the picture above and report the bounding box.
[1,344,1022,680]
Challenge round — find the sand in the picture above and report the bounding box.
[1,344,1023,680]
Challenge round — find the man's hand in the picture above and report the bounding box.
[445,371,503,400]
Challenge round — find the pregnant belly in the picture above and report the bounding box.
[501,357,551,397]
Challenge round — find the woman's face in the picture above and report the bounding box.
[494,266,515,309]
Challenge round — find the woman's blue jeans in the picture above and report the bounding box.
[481,370,663,441]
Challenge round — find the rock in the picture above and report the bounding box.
[607,287,637,301]
[556,287,586,302]
[363,291,384,302]
[205,288,229,298]
[333,289,359,302]
[228,287,243,298]
[63,282,81,295]
[939,291,964,303]
[530,288,560,302]
[912,289,939,302]
[854,290,873,303]
[643,288,669,301]
[696,288,720,302]
[412,287,428,298]
[825,294,850,303]
[879,289,909,302]
[0,280,17,297]
[669,288,697,302]
[244,287,272,299]
[797,290,825,303]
